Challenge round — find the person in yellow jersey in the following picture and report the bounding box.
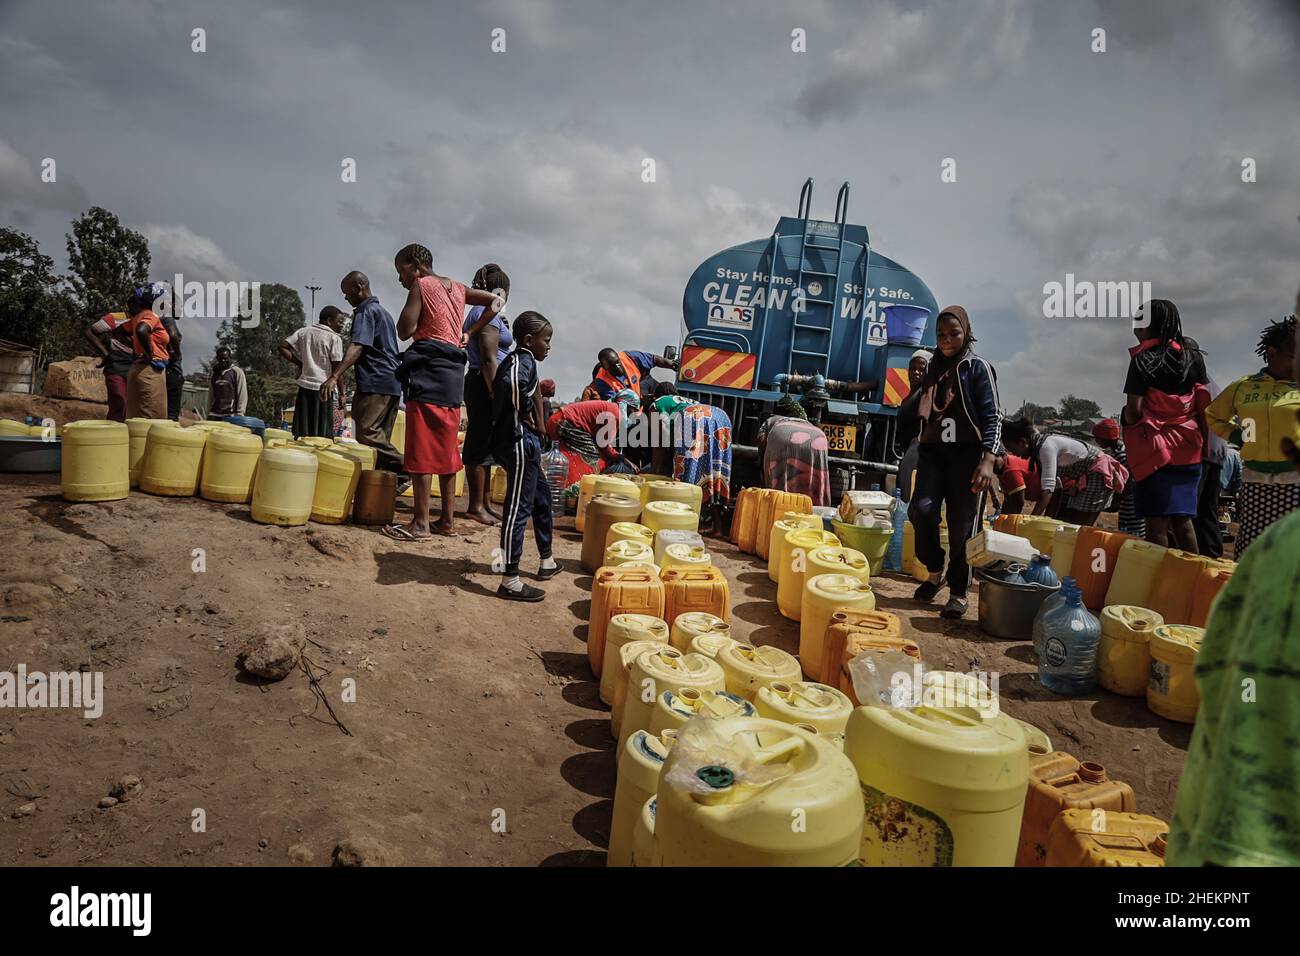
[1204,314,1299,555]
[1170,310,1300,866]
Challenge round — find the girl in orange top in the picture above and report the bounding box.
[387,243,503,540]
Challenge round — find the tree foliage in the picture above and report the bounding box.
[65,207,151,320]
[1011,401,1058,423]
[1058,394,1102,421]
[0,227,72,354]
[216,282,305,378]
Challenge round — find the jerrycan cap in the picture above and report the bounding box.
[696,765,735,790]
[1078,761,1108,783]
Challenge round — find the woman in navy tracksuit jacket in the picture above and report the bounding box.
[906,305,1002,618]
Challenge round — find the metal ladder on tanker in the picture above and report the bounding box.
[786,180,850,377]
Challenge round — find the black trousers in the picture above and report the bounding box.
[500,431,553,576]
[1194,460,1224,558]
[165,366,184,420]
[908,442,986,596]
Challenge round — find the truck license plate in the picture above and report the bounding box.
[823,423,856,453]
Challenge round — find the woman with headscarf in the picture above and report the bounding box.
[543,389,639,495]
[652,381,733,536]
[1001,419,1127,527]
[756,393,832,506]
[893,348,931,503]
[124,283,171,420]
[908,306,1001,619]
[1091,417,1146,537]
[1121,299,1210,552]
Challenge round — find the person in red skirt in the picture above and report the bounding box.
[385,243,503,540]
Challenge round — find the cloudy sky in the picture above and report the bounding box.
[2,0,1297,408]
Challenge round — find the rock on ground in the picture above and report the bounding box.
[42,356,107,403]
[236,622,307,681]
[331,837,400,867]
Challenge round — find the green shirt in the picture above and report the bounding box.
[1168,507,1300,866]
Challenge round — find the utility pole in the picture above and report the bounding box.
[305,281,322,321]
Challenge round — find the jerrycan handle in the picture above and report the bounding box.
[752,734,804,766]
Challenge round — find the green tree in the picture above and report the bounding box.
[1011,401,1058,423]
[0,227,68,353]
[65,207,151,321]
[1058,395,1102,421]
[218,282,305,378]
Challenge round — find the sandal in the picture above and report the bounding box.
[382,524,430,542]
[940,596,969,619]
[498,582,545,602]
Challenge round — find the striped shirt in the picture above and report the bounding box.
[1110,440,1146,536]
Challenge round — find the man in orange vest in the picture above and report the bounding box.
[591,347,678,401]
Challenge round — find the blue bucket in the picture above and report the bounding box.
[883,304,931,346]
[222,414,267,436]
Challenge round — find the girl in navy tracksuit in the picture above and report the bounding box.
[907,305,1002,618]
[490,312,556,601]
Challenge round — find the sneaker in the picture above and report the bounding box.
[497,582,545,602]
[913,578,946,602]
[940,595,969,619]
[537,563,561,581]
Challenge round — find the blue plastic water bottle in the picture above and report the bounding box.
[1038,588,1102,695]
[1022,554,1060,589]
[1032,576,1076,659]
[885,487,906,572]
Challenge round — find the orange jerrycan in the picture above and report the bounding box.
[660,567,729,628]
[1188,561,1234,628]
[588,566,665,679]
[1146,549,1207,625]
[755,490,814,560]
[1073,527,1131,610]
[1016,752,1136,867]
[730,487,761,549]
[819,608,905,687]
[1045,809,1168,867]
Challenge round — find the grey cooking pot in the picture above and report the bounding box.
[0,435,62,473]
[975,566,1059,640]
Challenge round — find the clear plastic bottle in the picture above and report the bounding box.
[541,445,569,516]
[1032,576,1076,660]
[885,487,906,572]
[1038,588,1102,695]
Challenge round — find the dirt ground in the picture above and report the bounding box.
[0,473,1189,866]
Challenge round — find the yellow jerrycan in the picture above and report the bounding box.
[645,479,702,514]
[669,611,730,652]
[606,521,653,551]
[605,539,654,568]
[632,795,658,867]
[1049,523,1081,579]
[844,687,1030,866]
[125,417,174,487]
[690,630,738,661]
[574,473,601,532]
[903,520,916,575]
[652,717,864,866]
[648,687,755,735]
[911,526,949,581]
[1018,516,1059,556]
[611,639,670,739]
[661,543,711,570]
[333,439,376,470]
[807,544,871,583]
[0,418,29,436]
[608,728,677,867]
[61,420,130,502]
[1147,625,1204,723]
[262,427,293,444]
[1102,539,1166,609]
[1097,605,1164,697]
[599,614,669,706]
[294,435,334,449]
[755,680,854,734]
[775,528,841,619]
[490,464,508,504]
[594,474,639,499]
[309,449,361,523]
[199,428,263,503]
[138,422,207,496]
[642,500,699,535]
[581,494,643,572]
[250,445,319,526]
[768,512,825,583]
[800,573,876,681]
[618,648,725,751]
[1045,809,1168,867]
[636,474,671,506]
[718,642,801,701]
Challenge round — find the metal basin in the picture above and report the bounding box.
[976,567,1059,640]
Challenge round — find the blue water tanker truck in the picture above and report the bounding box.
[671,178,939,494]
